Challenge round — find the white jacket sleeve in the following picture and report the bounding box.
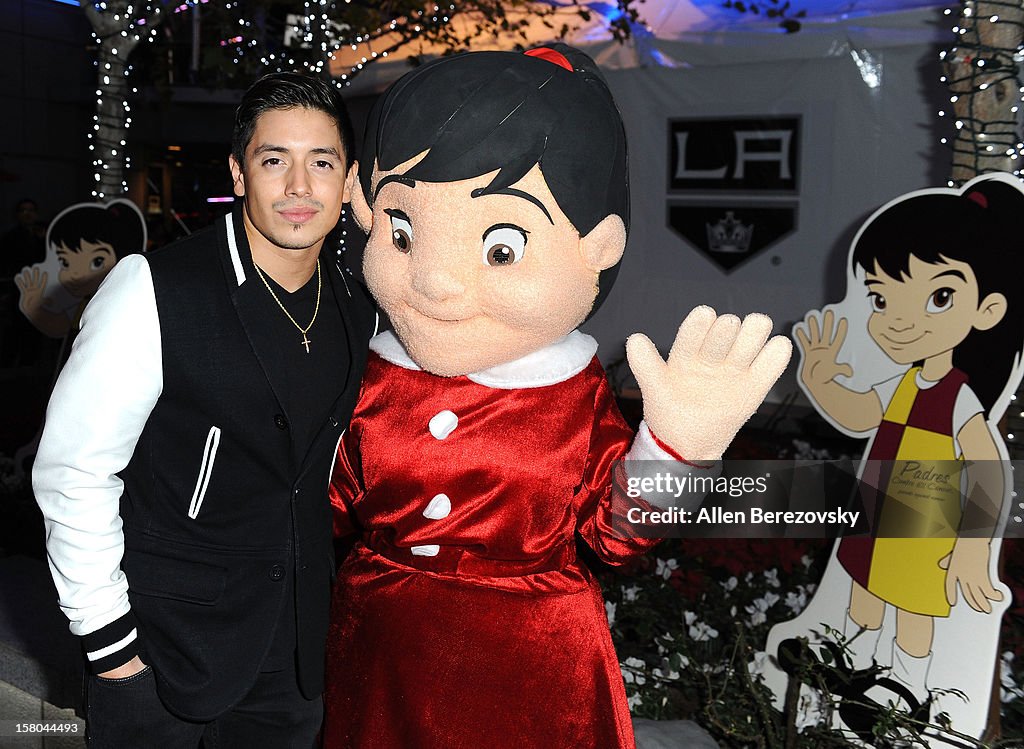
[32,254,162,673]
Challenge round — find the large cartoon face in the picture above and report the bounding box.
[864,254,1006,365]
[56,239,116,297]
[229,106,353,259]
[359,155,624,377]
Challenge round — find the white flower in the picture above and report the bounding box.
[763,568,780,588]
[683,610,698,626]
[720,576,738,592]
[801,554,813,570]
[745,592,780,626]
[748,650,770,677]
[622,584,641,602]
[689,621,719,641]
[627,693,643,710]
[622,657,647,686]
[656,558,679,580]
[1001,651,1024,703]
[605,601,616,627]
[785,587,808,615]
[653,657,681,681]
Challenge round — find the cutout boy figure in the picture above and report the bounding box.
[762,173,1023,743]
[321,45,793,748]
[15,199,146,339]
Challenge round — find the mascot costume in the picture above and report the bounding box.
[322,44,793,748]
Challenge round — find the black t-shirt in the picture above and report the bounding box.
[253,262,348,467]
[249,261,349,671]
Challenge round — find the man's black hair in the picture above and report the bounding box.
[232,72,355,168]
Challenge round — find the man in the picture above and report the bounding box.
[32,72,376,747]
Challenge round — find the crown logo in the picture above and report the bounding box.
[706,211,753,254]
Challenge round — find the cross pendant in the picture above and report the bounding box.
[301,333,311,354]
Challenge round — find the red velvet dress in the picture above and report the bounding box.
[323,331,661,748]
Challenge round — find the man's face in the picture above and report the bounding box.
[229,106,352,259]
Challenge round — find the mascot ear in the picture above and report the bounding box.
[349,162,373,233]
[580,214,626,272]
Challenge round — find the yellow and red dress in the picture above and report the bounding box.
[838,366,980,617]
[323,330,664,749]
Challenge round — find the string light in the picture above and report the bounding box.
[937,0,1024,183]
[85,0,163,199]
[89,0,616,184]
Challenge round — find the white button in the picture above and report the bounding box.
[429,410,458,440]
[411,544,440,557]
[423,494,451,520]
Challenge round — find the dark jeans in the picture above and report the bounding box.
[84,664,322,748]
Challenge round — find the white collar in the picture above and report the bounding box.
[369,329,598,389]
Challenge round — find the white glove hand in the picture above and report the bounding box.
[626,306,792,461]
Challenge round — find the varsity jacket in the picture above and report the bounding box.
[33,207,376,720]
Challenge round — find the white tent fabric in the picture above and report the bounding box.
[589,11,952,388]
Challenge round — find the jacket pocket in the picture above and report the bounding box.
[187,426,221,519]
[123,549,227,605]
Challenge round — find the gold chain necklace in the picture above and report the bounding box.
[252,259,321,354]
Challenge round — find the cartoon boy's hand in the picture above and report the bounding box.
[938,537,1004,613]
[14,267,48,314]
[626,306,792,461]
[794,309,853,387]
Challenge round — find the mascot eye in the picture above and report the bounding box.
[387,212,413,254]
[868,292,886,312]
[482,225,527,266]
[90,256,106,271]
[926,287,954,313]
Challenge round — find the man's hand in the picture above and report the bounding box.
[98,655,147,680]
[626,306,792,461]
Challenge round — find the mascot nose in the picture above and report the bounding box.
[409,256,467,302]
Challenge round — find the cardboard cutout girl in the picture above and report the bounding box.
[762,172,1024,743]
[15,199,146,339]
[10,199,146,478]
[322,45,792,747]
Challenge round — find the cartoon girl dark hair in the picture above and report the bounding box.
[16,199,146,338]
[322,44,791,747]
[790,173,1023,722]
